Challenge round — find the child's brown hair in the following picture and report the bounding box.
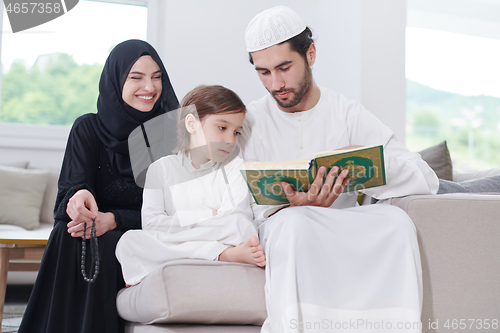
[174,85,246,153]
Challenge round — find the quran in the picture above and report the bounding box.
[241,145,386,205]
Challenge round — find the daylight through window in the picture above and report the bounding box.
[0,0,147,126]
[406,27,500,172]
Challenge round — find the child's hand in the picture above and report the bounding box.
[212,209,218,216]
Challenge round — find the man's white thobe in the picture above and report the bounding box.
[240,88,439,333]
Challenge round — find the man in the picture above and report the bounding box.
[240,6,439,333]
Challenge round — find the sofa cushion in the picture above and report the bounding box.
[2,161,29,169]
[116,259,266,325]
[418,141,453,181]
[438,175,500,194]
[0,222,53,241]
[29,166,60,224]
[0,165,50,229]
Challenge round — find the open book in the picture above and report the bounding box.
[241,145,386,205]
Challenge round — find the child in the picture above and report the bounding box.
[116,85,265,287]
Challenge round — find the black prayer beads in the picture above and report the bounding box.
[81,218,100,283]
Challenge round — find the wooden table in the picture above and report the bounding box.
[0,224,52,324]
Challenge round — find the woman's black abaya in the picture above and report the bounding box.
[18,40,178,333]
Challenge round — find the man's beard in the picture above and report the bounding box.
[271,62,312,109]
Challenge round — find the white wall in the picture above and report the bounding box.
[152,0,407,141]
[0,123,67,169]
[0,148,63,170]
[360,0,407,142]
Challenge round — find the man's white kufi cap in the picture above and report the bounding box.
[245,6,306,52]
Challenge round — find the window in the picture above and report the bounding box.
[406,2,500,172]
[0,0,148,126]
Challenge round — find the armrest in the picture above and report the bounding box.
[385,193,500,325]
[394,192,500,219]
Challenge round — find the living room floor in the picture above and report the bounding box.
[2,285,32,333]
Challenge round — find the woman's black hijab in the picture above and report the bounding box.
[92,39,178,181]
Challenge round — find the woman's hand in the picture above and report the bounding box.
[67,189,98,223]
[67,211,117,238]
[66,189,116,238]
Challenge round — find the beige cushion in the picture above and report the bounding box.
[2,161,29,169]
[418,141,453,181]
[117,259,266,325]
[0,165,50,229]
[29,166,60,224]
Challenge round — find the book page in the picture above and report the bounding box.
[241,168,312,205]
[313,144,379,159]
[243,158,311,171]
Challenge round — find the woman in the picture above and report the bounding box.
[18,39,178,333]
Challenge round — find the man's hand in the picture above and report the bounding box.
[282,166,350,207]
[66,189,116,238]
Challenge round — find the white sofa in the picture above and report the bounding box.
[2,158,499,333]
[117,167,500,333]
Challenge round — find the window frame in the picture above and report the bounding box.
[0,0,158,150]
